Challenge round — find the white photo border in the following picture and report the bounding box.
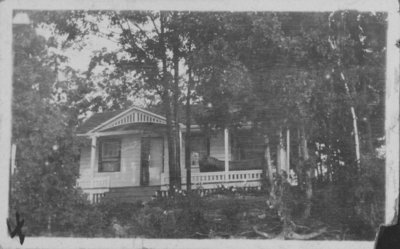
[0,0,398,248]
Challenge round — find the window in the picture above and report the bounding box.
[99,139,121,172]
[190,134,208,159]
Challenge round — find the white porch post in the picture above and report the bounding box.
[179,128,184,185]
[277,129,283,173]
[286,128,290,173]
[90,136,97,179]
[224,128,229,173]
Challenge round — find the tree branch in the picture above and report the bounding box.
[115,17,147,56]
[286,227,327,240]
[253,226,274,239]
[124,17,152,42]
[149,14,161,36]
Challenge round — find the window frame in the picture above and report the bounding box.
[98,138,121,173]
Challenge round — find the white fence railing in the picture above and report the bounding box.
[161,169,263,191]
[77,176,110,189]
[77,176,110,203]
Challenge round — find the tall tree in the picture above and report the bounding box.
[11,20,90,235]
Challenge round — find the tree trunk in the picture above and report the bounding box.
[205,124,211,156]
[361,77,374,154]
[365,117,374,154]
[286,128,290,175]
[329,32,361,168]
[300,126,309,160]
[326,116,333,182]
[339,73,361,169]
[160,12,178,190]
[164,96,177,189]
[264,135,274,189]
[277,128,286,175]
[349,104,360,166]
[185,65,193,191]
[172,33,181,189]
[295,128,303,188]
[328,15,361,169]
[300,125,312,219]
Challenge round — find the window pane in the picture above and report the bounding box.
[102,141,120,158]
[100,161,120,172]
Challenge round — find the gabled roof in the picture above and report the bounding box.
[76,103,214,136]
[76,109,126,135]
[76,106,169,136]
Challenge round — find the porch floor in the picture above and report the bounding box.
[103,186,160,203]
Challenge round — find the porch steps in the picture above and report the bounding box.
[103,186,160,203]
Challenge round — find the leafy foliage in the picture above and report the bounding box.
[11,22,92,236]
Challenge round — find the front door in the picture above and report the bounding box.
[149,137,163,185]
[140,137,151,186]
[140,137,164,186]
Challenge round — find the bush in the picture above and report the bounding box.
[353,156,385,231]
[312,155,384,240]
[218,198,243,233]
[133,192,208,238]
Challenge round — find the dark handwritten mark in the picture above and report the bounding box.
[375,223,400,249]
[398,0,400,12]
[396,40,400,49]
[7,212,25,245]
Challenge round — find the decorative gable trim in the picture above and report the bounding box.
[100,109,166,131]
[87,106,166,134]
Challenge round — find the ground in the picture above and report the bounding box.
[99,189,378,240]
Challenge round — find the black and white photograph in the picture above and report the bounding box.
[0,0,399,248]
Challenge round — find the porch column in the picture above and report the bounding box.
[179,128,184,184]
[286,128,290,173]
[90,136,97,179]
[224,128,229,172]
[277,128,286,174]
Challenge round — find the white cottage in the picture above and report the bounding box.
[76,106,289,203]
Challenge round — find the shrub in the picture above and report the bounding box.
[218,198,243,233]
[131,192,209,238]
[312,155,384,240]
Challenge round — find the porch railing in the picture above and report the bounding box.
[77,176,110,189]
[160,169,263,191]
[77,176,110,203]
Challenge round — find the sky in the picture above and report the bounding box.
[35,17,120,72]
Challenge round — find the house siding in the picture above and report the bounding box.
[79,146,91,178]
[79,134,166,188]
[79,130,233,189]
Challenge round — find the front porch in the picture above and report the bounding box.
[77,167,264,203]
[75,106,290,203]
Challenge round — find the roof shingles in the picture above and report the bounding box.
[76,109,126,134]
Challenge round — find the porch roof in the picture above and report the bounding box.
[76,109,126,135]
[76,105,254,136]
[77,106,189,136]
[101,122,167,133]
[77,106,169,136]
